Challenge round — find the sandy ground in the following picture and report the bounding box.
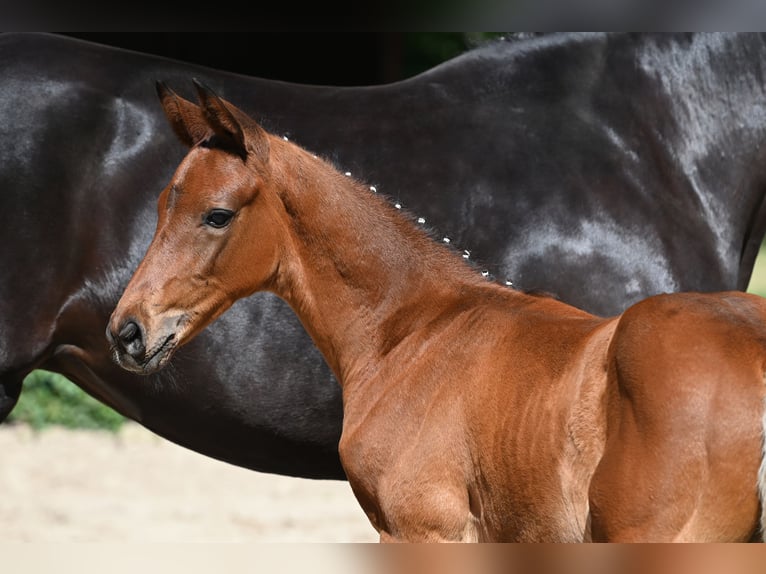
[0,421,378,543]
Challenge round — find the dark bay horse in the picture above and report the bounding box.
[108,82,766,542]
[5,32,766,480]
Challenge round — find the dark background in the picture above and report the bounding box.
[60,33,501,86]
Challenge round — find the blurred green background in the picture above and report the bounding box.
[746,244,766,298]
[9,370,126,431]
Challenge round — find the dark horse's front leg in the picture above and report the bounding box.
[0,372,24,422]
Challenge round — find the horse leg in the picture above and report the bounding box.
[378,526,477,543]
[588,409,705,541]
[376,511,480,543]
[0,308,62,423]
[0,371,24,421]
[349,472,480,542]
[588,332,763,542]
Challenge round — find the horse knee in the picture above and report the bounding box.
[380,485,477,542]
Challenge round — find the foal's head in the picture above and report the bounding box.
[107,80,287,374]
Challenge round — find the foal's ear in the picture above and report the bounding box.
[155,81,209,147]
[192,79,270,163]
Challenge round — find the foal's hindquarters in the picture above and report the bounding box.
[340,291,766,542]
[588,292,766,542]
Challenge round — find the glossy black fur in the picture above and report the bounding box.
[2,32,766,479]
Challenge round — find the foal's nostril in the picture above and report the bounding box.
[119,321,139,344]
[116,320,146,360]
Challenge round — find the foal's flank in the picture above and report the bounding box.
[107,81,766,542]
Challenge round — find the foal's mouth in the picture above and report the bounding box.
[110,331,178,376]
[141,333,177,373]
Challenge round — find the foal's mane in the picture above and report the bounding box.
[264,128,564,305]
[267,134,491,288]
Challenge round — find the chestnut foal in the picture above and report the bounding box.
[108,81,766,542]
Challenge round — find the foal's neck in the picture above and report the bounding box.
[269,140,496,386]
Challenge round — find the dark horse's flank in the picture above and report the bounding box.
[4,32,766,480]
[108,82,766,541]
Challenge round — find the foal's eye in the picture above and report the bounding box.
[204,209,234,229]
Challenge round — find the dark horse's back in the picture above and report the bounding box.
[2,32,766,479]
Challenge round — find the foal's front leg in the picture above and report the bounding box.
[377,495,480,543]
[378,525,478,543]
[355,477,480,542]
